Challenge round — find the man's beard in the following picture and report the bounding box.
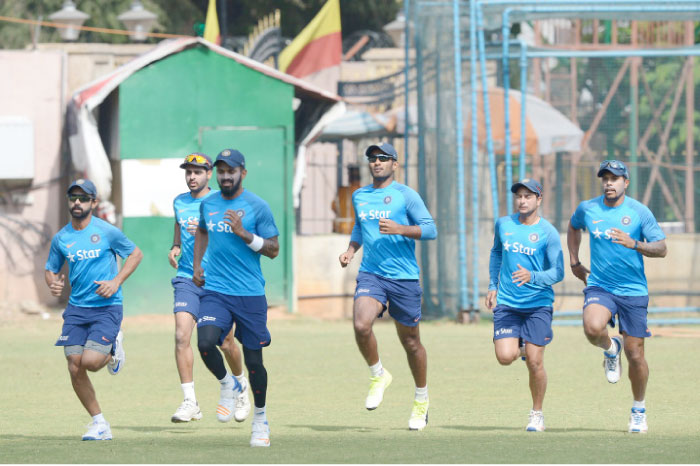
[70,205,92,220]
[219,178,241,197]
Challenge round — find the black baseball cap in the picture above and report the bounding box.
[511,178,543,197]
[365,142,398,160]
[597,160,629,179]
[215,149,246,169]
[67,178,97,198]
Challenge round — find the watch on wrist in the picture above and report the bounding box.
[570,261,581,268]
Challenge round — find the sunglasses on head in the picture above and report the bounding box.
[184,153,209,165]
[67,194,94,203]
[599,160,626,170]
[367,155,394,163]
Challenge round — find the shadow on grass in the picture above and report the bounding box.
[0,434,75,441]
[440,425,620,433]
[286,424,380,432]
[112,425,199,433]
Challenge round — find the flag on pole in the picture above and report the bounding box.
[279,0,341,85]
[203,0,220,45]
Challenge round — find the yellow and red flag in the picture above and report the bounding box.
[203,0,220,45]
[279,0,341,82]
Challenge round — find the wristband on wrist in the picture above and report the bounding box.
[570,261,581,268]
[634,240,638,250]
[247,234,264,252]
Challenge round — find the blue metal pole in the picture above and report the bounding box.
[502,10,513,213]
[476,3,500,219]
[469,0,481,315]
[404,0,411,185]
[454,0,469,313]
[519,41,527,180]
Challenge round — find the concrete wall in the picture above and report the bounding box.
[0,50,65,308]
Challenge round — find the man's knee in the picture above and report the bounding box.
[399,334,422,354]
[495,351,517,366]
[353,318,373,338]
[175,327,192,349]
[624,340,646,365]
[197,326,221,354]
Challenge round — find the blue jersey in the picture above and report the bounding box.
[45,217,136,307]
[489,214,564,308]
[173,189,216,279]
[350,181,437,280]
[198,190,279,296]
[571,195,665,296]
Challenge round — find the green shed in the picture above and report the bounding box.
[67,38,339,315]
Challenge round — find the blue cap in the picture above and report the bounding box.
[215,149,246,169]
[365,142,398,160]
[597,160,629,179]
[67,178,97,198]
[180,152,213,170]
[511,178,543,197]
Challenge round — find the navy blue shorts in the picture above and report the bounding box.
[583,286,651,338]
[354,271,422,327]
[56,303,123,348]
[492,305,553,346]
[172,277,203,318]
[197,289,270,350]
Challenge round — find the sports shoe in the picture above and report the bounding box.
[526,410,545,432]
[107,330,125,375]
[365,369,393,410]
[82,420,112,441]
[408,399,429,431]
[217,376,243,422]
[250,421,270,447]
[603,336,623,383]
[519,337,527,361]
[234,377,251,422]
[171,399,202,423]
[628,407,648,433]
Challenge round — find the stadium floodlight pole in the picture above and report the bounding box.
[469,0,481,314]
[453,0,469,315]
[476,3,500,221]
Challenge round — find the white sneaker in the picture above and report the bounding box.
[628,408,648,433]
[171,399,202,423]
[107,330,125,375]
[603,336,622,383]
[526,410,545,432]
[250,421,270,447]
[365,369,393,410]
[217,376,243,422]
[234,377,251,422]
[82,420,112,441]
[408,399,429,431]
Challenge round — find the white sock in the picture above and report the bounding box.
[181,382,196,401]
[234,372,246,386]
[219,373,234,389]
[254,406,267,423]
[369,360,384,377]
[415,386,428,401]
[633,400,646,410]
[605,338,619,355]
[92,413,106,424]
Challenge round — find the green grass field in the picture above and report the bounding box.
[1,315,699,463]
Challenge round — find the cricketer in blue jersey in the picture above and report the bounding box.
[567,160,667,434]
[167,152,248,424]
[44,179,142,441]
[486,178,564,432]
[193,149,278,447]
[339,142,436,432]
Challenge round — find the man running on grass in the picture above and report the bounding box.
[339,142,437,431]
[567,160,667,433]
[486,178,564,432]
[45,179,142,440]
[168,152,250,423]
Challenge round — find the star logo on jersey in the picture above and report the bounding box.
[358,210,368,222]
[66,252,76,262]
[621,216,631,226]
[236,209,245,218]
[178,218,187,227]
[592,227,603,239]
[383,196,392,204]
[503,240,511,252]
[90,234,100,244]
[529,233,539,243]
[66,242,76,248]
[206,220,215,231]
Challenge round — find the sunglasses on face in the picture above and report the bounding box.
[367,155,394,163]
[67,195,93,203]
[184,154,209,165]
